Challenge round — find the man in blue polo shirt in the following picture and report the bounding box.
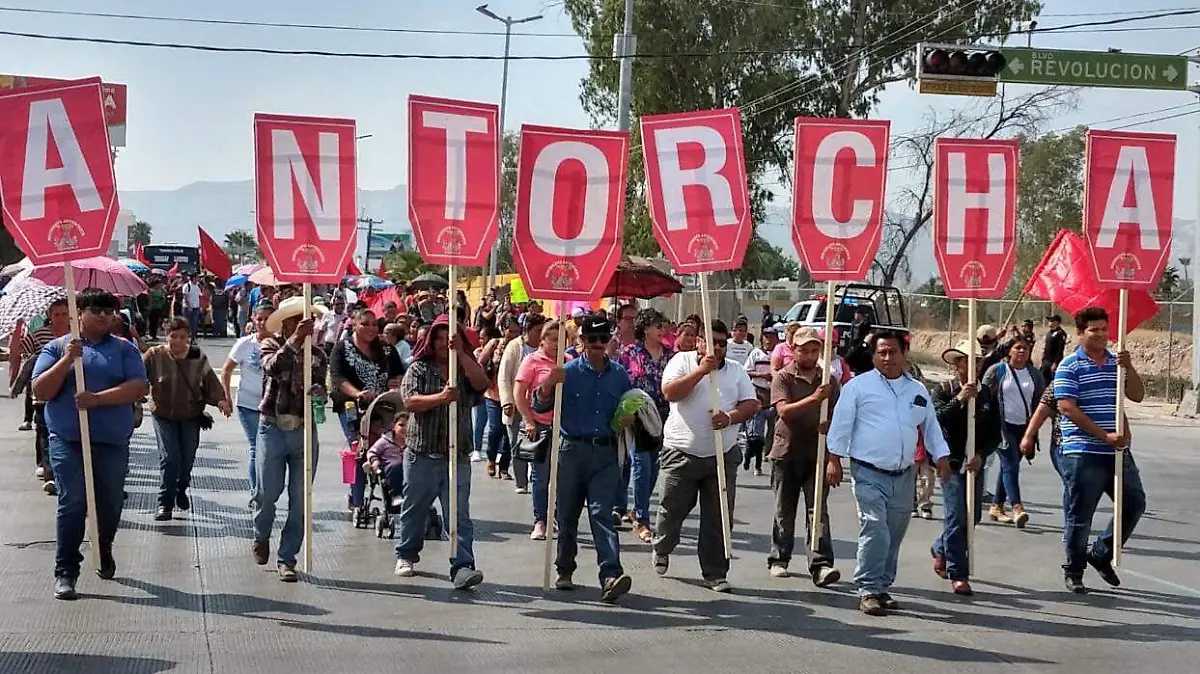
[536,316,633,602]
[1054,306,1146,594]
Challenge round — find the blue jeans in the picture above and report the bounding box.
[252,420,319,566]
[338,411,367,507]
[473,402,487,454]
[236,406,261,497]
[993,422,1025,507]
[382,458,405,511]
[850,461,915,597]
[932,469,984,581]
[555,438,624,587]
[484,399,511,471]
[613,448,632,517]
[396,452,475,578]
[49,436,129,579]
[1060,450,1147,576]
[153,415,201,510]
[630,448,660,525]
[522,422,552,524]
[185,307,202,338]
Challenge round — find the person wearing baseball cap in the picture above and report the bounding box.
[535,315,634,602]
[767,327,842,587]
[1041,314,1069,383]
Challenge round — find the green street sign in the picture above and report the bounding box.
[999,47,1188,91]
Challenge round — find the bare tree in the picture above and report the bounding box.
[872,87,1079,287]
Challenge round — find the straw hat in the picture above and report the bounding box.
[941,339,978,365]
[266,296,328,334]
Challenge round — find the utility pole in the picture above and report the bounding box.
[477,4,542,292]
[1183,80,1200,415]
[615,0,636,132]
[359,216,383,271]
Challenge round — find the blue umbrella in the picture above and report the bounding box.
[224,274,249,290]
[117,258,149,273]
[353,274,393,290]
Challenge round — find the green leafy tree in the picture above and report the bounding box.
[1013,126,1086,286]
[1157,265,1181,300]
[381,250,447,282]
[131,220,152,246]
[223,228,261,264]
[563,0,1041,284]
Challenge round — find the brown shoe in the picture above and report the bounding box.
[252,540,269,566]
[633,523,653,543]
[278,564,298,583]
[1012,504,1029,529]
[486,461,496,478]
[859,595,886,616]
[989,505,1013,524]
[952,580,974,596]
[601,574,632,602]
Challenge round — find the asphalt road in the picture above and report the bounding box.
[0,338,1198,674]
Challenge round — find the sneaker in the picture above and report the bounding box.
[652,552,669,576]
[1087,554,1121,587]
[989,505,1012,524]
[1012,504,1030,529]
[554,572,575,591]
[601,574,632,602]
[813,566,841,588]
[43,480,56,496]
[859,595,886,616]
[768,564,790,579]
[879,593,900,610]
[394,559,415,577]
[278,564,298,583]
[514,486,530,495]
[710,578,731,593]
[175,490,190,511]
[920,507,934,520]
[53,576,78,600]
[251,540,270,565]
[500,471,512,481]
[97,547,116,580]
[154,507,172,521]
[18,421,32,431]
[471,451,486,463]
[911,509,919,518]
[452,567,484,590]
[1065,574,1087,594]
[612,512,626,529]
[932,552,948,579]
[753,468,763,477]
[530,522,547,541]
[35,466,45,479]
[952,580,974,596]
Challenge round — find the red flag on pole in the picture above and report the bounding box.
[346,258,362,276]
[134,243,150,266]
[197,227,233,280]
[376,255,388,277]
[1024,229,1159,332]
[168,261,180,277]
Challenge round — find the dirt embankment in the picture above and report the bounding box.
[908,329,1194,381]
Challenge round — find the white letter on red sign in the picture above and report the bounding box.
[271,130,341,241]
[946,152,1008,255]
[529,142,608,257]
[812,131,875,239]
[422,111,490,221]
[651,125,736,231]
[1098,146,1160,250]
[21,98,102,220]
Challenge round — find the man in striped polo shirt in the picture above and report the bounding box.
[1053,307,1147,594]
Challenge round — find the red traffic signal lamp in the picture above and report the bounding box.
[916,42,1004,97]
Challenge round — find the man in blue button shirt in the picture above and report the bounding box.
[1054,307,1146,594]
[536,316,633,602]
[32,288,149,601]
[826,330,951,616]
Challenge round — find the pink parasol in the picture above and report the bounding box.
[234,263,266,276]
[248,266,281,287]
[26,256,148,296]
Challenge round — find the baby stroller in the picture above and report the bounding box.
[357,391,444,541]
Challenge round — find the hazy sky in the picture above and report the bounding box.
[3,0,1200,222]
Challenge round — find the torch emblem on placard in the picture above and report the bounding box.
[1112,253,1141,280]
[437,226,467,255]
[687,234,718,262]
[48,220,83,251]
[547,260,580,290]
[960,261,985,289]
[821,243,849,270]
[292,244,326,272]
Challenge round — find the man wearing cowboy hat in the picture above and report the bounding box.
[929,340,1001,596]
[251,296,329,582]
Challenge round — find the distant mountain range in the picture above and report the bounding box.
[121,181,1196,289]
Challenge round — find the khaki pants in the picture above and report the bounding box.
[915,459,936,512]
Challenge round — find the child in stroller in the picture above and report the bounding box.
[358,391,443,541]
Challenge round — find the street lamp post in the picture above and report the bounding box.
[477,4,542,292]
[1184,83,1200,414]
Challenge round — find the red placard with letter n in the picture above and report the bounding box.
[0,77,118,265]
[512,124,629,301]
[640,108,751,273]
[1083,129,1176,290]
[254,113,358,284]
[932,138,1019,298]
[408,95,500,266]
[792,118,890,281]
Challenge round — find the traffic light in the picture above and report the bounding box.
[916,43,1005,97]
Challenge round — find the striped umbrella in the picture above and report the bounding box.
[0,281,67,342]
[25,257,148,297]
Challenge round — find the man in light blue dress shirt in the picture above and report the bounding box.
[826,330,951,616]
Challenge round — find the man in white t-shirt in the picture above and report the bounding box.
[653,319,760,592]
[221,302,272,506]
[724,317,754,366]
[181,275,203,339]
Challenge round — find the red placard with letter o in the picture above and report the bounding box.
[408,95,500,266]
[791,118,890,281]
[640,108,751,273]
[512,124,628,301]
[1083,129,1176,290]
[254,113,358,284]
[932,138,1019,299]
[0,77,119,265]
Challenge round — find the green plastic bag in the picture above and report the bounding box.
[610,396,647,434]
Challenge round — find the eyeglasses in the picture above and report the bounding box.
[584,334,610,344]
[85,307,116,316]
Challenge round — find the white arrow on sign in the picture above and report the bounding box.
[1008,58,1025,75]
[1164,64,1179,81]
